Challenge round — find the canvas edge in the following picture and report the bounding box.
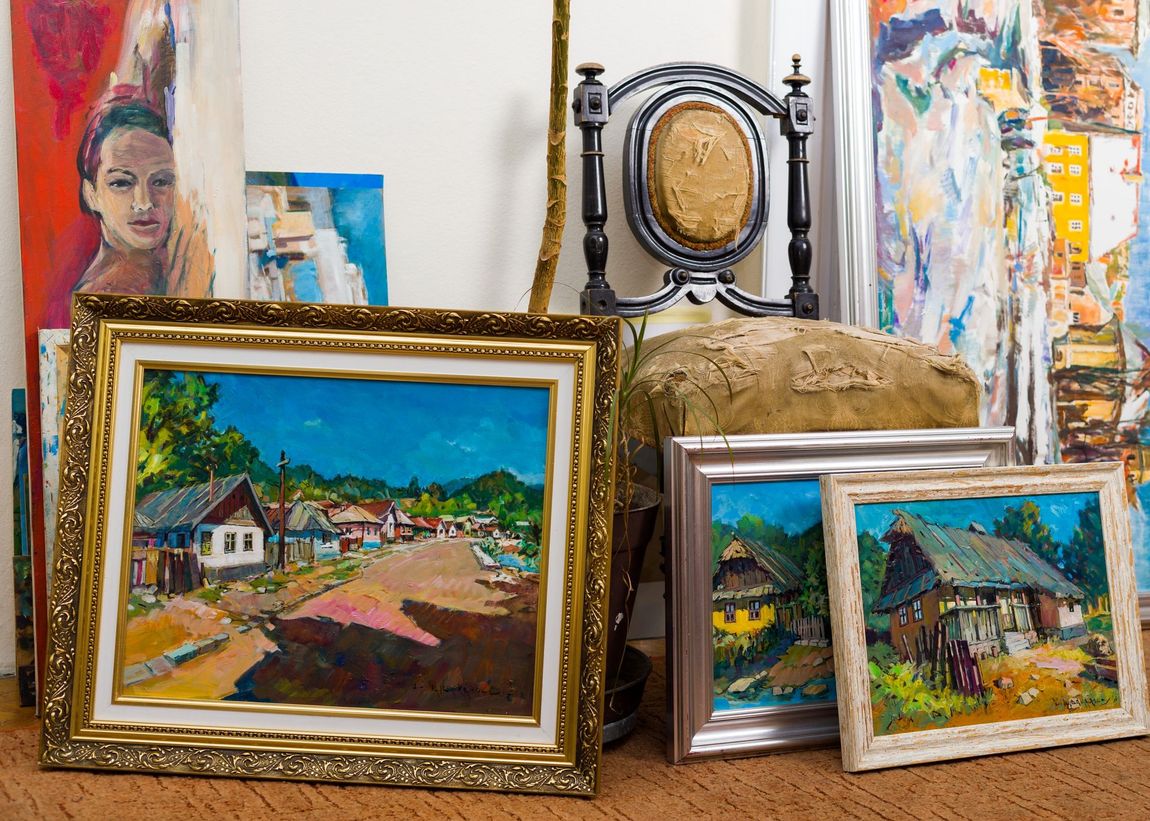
[665,428,1016,764]
[822,462,1150,773]
[38,294,622,796]
[829,0,879,327]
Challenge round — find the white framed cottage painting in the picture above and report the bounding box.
[833,0,1150,614]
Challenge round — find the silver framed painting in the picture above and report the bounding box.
[664,427,1015,763]
[831,1,1150,623]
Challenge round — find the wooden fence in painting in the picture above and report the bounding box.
[129,547,202,596]
[914,620,984,697]
[947,639,984,696]
[793,615,827,642]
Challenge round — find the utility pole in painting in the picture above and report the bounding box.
[277,450,290,570]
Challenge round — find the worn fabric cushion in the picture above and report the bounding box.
[623,317,979,446]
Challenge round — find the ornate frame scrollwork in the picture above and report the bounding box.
[39,295,620,796]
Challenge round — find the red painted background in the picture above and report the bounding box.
[10,0,130,696]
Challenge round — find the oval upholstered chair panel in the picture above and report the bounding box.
[621,318,980,446]
[647,102,756,253]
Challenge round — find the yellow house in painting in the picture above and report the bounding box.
[1043,131,1092,266]
[712,535,803,635]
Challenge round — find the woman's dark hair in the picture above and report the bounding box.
[77,100,171,212]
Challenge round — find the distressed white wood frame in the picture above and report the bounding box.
[664,427,1015,763]
[822,463,1150,772]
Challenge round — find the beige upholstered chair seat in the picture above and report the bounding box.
[624,317,980,445]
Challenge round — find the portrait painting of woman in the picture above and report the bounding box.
[76,98,176,295]
[10,0,245,689]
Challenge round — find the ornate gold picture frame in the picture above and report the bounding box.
[822,464,1150,772]
[39,295,620,795]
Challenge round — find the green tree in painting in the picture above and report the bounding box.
[993,501,1059,569]
[1067,498,1107,607]
[136,371,275,495]
[858,531,889,632]
[993,498,1107,606]
[138,373,226,493]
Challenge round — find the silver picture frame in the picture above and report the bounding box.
[664,427,1016,763]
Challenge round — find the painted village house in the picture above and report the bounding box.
[712,535,805,638]
[329,504,383,549]
[439,515,462,538]
[409,516,434,539]
[131,474,274,591]
[875,510,1087,663]
[425,516,450,539]
[360,499,416,542]
[266,498,340,564]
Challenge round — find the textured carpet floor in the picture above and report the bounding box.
[3,642,1150,820]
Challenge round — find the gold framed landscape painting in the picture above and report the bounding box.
[822,464,1150,772]
[39,295,620,795]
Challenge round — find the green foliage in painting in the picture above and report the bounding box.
[1068,497,1107,604]
[993,500,1056,564]
[858,531,889,632]
[994,497,1108,605]
[713,624,786,673]
[870,660,990,734]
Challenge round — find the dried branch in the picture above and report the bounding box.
[527,0,571,314]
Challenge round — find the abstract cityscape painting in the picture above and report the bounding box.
[245,172,388,305]
[868,2,1150,588]
[121,369,549,715]
[855,492,1117,735]
[10,0,245,683]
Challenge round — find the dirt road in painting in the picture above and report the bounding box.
[121,539,540,715]
[283,540,526,644]
[231,539,540,715]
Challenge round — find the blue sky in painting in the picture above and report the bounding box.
[245,172,388,305]
[332,185,387,305]
[854,492,1099,552]
[199,371,550,484]
[711,478,822,535]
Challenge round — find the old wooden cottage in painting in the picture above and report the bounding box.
[131,473,274,589]
[875,510,1086,662]
[712,535,803,636]
[266,498,340,563]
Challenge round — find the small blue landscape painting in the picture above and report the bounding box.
[122,368,550,716]
[711,479,834,712]
[246,171,388,305]
[855,492,1117,736]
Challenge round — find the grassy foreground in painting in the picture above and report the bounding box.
[121,369,549,716]
[856,493,1118,736]
[710,480,837,711]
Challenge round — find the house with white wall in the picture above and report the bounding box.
[133,474,274,583]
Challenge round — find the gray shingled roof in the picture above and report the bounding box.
[875,509,1086,612]
[268,499,339,536]
[135,474,273,535]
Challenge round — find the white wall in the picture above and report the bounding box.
[0,0,834,670]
